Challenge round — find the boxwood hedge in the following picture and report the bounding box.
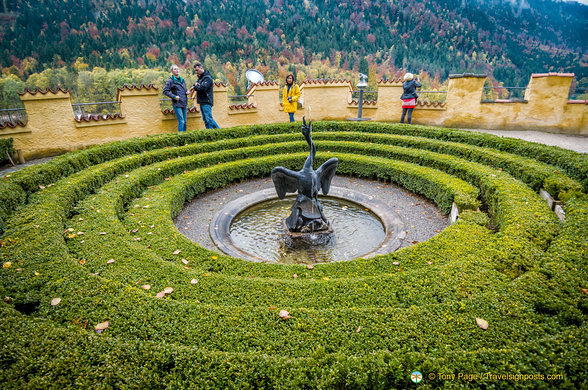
[1,122,586,389]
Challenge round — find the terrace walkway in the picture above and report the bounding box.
[1,128,587,177]
[464,128,588,153]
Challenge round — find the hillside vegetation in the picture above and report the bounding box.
[0,0,586,106]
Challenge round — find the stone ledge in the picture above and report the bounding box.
[449,73,487,79]
[481,99,528,104]
[75,119,127,128]
[531,72,574,78]
[0,128,32,136]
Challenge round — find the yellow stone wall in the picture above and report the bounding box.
[1,73,586,159]
[300,80,353,120]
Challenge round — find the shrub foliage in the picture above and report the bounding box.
[0,122,586,389]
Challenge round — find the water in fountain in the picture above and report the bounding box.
[230,197,385,264]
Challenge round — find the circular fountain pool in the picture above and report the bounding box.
[210,187,405,264]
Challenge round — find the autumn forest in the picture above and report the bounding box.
[0,0,586,107]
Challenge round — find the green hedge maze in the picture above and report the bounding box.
[1,122,586,389]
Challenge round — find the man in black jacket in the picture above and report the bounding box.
[192,62,220,129]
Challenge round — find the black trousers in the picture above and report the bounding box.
[401,108,413,124]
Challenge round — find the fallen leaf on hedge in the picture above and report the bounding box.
[211,256,218,260]
[95,321,109,333]
[476,317,489,330]
[190,279,198,284]
[155,292,165,298]
[34,271,40,276]
[279,310,291,320]
[307,264,314,270]
[79,259,86,265]
[3,262,11,269]
[269,306,277,310]
[393,262,400,266]
[50,298,61,306]
[322,277,330,281]
[132,228,139,233]
[99,232,107,235]
[427,261,432,265]
[356,326,361,333]
[173,250,181,255]
[293,274,298,278]
[141,285,151,290]
[181,259,189,265]
[580,287,588,295]
[204,273,211,277]
[163,287,174,294]
[107,259,115,265]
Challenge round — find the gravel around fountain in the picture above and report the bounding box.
[174,175,449,257]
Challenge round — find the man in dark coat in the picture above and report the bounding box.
[192,62,220,129]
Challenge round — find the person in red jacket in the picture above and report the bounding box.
[400,73,422,124]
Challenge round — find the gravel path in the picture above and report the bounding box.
[2,128,585,176]
[462,129,588,153]
[174,176,449,255]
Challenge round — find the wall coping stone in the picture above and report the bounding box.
[448,73,487,79]
[531,72,575,78]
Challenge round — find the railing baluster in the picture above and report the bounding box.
[0,107,27,126]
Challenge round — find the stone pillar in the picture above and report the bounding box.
[443,74,487,127]
[300,80,353,120]
[246,82,282,123]
[523,73,574,128]
[374,79,403,121]
[18,87,76,157]
[116,84,161,136]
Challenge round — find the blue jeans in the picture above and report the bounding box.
[173,106,187,132]
[200,104,219,129]
[288,112,295,122]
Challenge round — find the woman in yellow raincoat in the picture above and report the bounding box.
[282,74,301,122]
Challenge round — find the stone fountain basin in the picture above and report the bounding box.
[209,187,406,263]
